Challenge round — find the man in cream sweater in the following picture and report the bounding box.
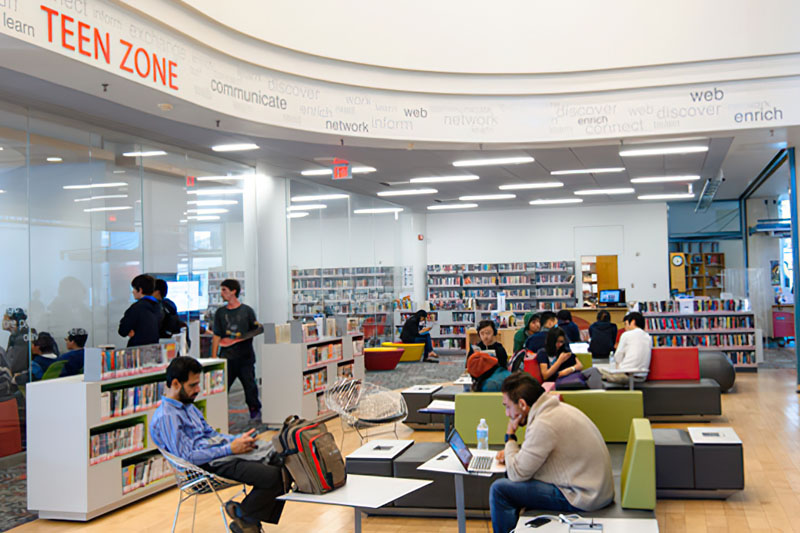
[490,373,614,533]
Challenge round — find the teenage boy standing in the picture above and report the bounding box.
[118,274,161,347]
[212,279,263,420]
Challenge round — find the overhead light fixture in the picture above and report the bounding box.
[46,157,63,162]
[550,168,625,175]
[620,146,709,157]
[291,194,349,202]
[300,166,376,176]
[695,170,724,212]
[353,208,404,214]
[196,175,248,181]
[499,182,564,190]
[211,143,259,152]
[638,193,695,200]
[452,156,534,167]
[353,166,377,174]
[0,189,6,193]
[187,199,239,206]
[187,208,229,215]
[574,188,635,196]
[83,206,133,213]
[287,212,310,219]
[74,194,129,203]
[530,198,584,205]
[409,175,480,184]
[122,150,167,157]
[187,215,221,221]
[459,194,516,201]
[427,203,478,210]
[631,175,701,184]
[63,182,127,190]
[377,188,437,197]
[287,204,327,211]
[186,188,244,196]
[112,170,126,174]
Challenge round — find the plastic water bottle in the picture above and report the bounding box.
[609,351,616,367]
[477,418,489,450]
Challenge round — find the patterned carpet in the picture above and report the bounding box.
[0,462,34,531]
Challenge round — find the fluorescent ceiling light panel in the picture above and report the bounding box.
[187,215,221,221]
[499,182,564,190]
[377,188,437,197]
[83,206,133,213]
[187,200,239,206]
[638,193,696,200]
[291,194,349,201]
[46,157,63,162]
[301,169,332,176]
[550,167,625,175]
[459,194,516,201]
[122,150,167,157]
[352,166,377,174]
[287,204,327,211]
[112,170,126,174]
[63,182,128,190]
[427,203,478,210]
[452,156,534,167]
[196,175,248,181]
[187,208,229,215]
[287,212,310,218]
[211,143,259,152]
[529,198,584,205]
[620,146,709,157]
[574,188,635,196]
[74,194,129,203]
[353,208,404,214]
[630,175,701,184]
[409,175,480,184]
[186,188,244,196]
[0,189,6,193]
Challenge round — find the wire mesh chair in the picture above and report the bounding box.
[325,377,408,446]
[157,447,247,533]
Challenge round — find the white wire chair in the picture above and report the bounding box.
[157,447,247,533]
[324,377,408,446]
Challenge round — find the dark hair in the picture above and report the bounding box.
[221,278,241,297]
[540,311,557,325]
[155,279,168,297]
[527,313,541,328]
[502,372,544,407]
[544,327,567,357]
[415,309,428,320]
[131,274,156,295]
[556,309,572,322]
[165,356,203,387]
[597,310,611,322]
[477,319,497,335]
[624,311,645,329]
[67,328,88,348]
[34,331,57,353]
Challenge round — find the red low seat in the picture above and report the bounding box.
[364,348,404,371]
[648,347,700,381]
[0,398,22,458]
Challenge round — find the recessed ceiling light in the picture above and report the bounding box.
[353,208,404,214]
[630,175,701,184]
[287,204,327,211]
[187,200,239,206]
[288,212,310,218]
[377,188,438,197]
[46,157,63,162]
[74,194,129,203]
[157,103,173,111]
[550,168,625,175]
[638,193,696,200]
[301,169,332,176]
[211,143,259,152]
[620,146,708,157]
[452,156,534,167]
[112,170,126,174]
[63,182,127,190]
[187,208,229,215]
[186,188,244,196]
[529,198,584,205]
[459,194,516,201]
[352,166,377,174]
[499,182,564,190]
[196,175,248,181]
[427,203,479,210]
[291,194,349,201]
[409,175,480,184]
[83,206,133,212]
[574,188,636,196]
[122,150,167,157]
[187,215,221,221]
[0,189,6,193]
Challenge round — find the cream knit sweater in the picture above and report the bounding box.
[503,393,615,511]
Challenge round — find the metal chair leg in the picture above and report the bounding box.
[171,492,183,533]
[191,494,198,533]
[393,422,399,440]
[209,483,229,530]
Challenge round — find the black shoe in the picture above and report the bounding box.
[230,521,261,533]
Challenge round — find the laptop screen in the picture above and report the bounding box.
[447,429,473,470]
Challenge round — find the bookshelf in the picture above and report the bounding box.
[637,299,762,371]
[207,270,246,309]
[427,264,464,310]
[27,349,227,521]
[670,242,726,297]
[393,309,476,355]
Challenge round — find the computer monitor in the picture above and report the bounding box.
[167,280,202,312]
[599,289,626,305]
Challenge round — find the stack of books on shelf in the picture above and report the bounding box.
[303,368,328,394]
[337,362,354,378]
[90,422,146,465]
[121,453,173,494]
[646,315,754,331]
[306,342,343,366]
[100,343,176,380]
[200,369,225,396]
[101,384,162,420]
[652,332,755,349]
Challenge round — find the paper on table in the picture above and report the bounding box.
[421,399,455,412]
[570,342,589,353]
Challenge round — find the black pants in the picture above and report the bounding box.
[224,353,261,412]
[204,458,285,524]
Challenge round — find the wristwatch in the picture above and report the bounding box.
[505,433,517,443]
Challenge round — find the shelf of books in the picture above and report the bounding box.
[636,299,762,371]
[393,310,475,355]
[259,332,365,424]
[27,342,228,521]
[670,242,726,297]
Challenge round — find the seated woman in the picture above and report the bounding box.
[536,327,582,382]
[468,320,508,369]
[467,351,511,392]
[588,310,617,358]
[31,332,59,380]
[399,309,438,362]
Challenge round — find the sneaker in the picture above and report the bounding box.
[249,409,261,421]
[230,521,261,533]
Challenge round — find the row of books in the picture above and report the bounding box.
[497,262,527,271]
[428,262,574,273]
[452,312,475,322]
[201,369,225,396]
[121,454,173,494]
[292,280,322,289]
[430,290,461,299]
[428,277,461,286]
[337,363,354,378]
[465,289,497,298]
[90,422,145,465]
[439,325,467,335]
[506,289,532,298]
[640,299,749,313]
[430,300,466,310]
[645,316,754,331]
[101,383,162,420]
[433,338,466,349]
[100,343,176,380]
[538,274,574,284]
[536,289,575,297]
[463,275,498,285]
[303,367,327,394]
[306,342,344,366]
[500,275,529,285]
[727,351,757,365]
[428,264,460,273]
[651,333,755,348]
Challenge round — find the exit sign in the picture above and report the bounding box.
[332,159,351,180]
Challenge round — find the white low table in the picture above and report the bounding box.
[594,363,649,390]
[278,475,431,533]
[515,516,659,532]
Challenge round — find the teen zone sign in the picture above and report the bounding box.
[39,4,178,91]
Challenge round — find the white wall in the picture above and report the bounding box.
[426,203,670,302]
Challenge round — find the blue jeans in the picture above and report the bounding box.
[490,478,580,533]
[414,333,434,359]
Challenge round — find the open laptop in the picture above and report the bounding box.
[447,428,498,474]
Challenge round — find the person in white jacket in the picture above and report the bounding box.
[490,373,614,533]
[598,311,652,384]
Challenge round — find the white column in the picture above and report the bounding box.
[400,213,428,307]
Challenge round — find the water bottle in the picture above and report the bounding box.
[477,418,489,450]
[609,351,616,367]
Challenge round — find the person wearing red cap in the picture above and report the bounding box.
[467,351,511,392]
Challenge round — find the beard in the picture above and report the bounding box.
[177,386,198,405]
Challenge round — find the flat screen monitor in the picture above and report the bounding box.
[599,289,625,305]
[167,280,202,312]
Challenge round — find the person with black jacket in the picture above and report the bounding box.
[468,320,509,369]
[557,310,581,343]
[118,274,161,347]
[588,310,617,358]
[153,279,188,340]
[399,309,438,362]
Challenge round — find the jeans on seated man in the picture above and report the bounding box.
[490,373,614,533]
[150,356,284,533]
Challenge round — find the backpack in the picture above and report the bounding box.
[272,415,346,494]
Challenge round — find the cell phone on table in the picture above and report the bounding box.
[525,516,552,528]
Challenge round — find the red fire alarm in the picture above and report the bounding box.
[418,234,424,241]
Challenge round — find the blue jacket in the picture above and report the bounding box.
[524,330,548,353]
[559,320,582,343]
[57,348,85,376]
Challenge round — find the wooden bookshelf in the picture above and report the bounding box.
[670,242,725,297]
